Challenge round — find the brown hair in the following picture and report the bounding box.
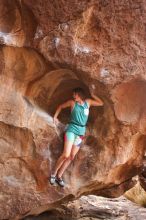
[72,87,86,100]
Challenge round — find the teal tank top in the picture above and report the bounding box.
[66,100,89,135]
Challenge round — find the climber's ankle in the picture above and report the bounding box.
[51,171,57,176]
[57,174,62,179]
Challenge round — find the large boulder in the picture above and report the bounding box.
[0,0,146,219]
[0,45,145,219]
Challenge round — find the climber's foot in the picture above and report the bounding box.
[49,174,56,185]
[56,177,65,187]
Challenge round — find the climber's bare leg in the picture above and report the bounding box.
[57,144,80,178]
[52,140,73,176]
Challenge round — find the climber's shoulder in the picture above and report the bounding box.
[60,100,74,109]
[85,99,91,107]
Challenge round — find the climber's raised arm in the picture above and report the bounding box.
[53,100,74,123]
[86,94,104,107]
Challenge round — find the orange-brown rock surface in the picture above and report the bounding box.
[0,0,146,219]
[0,0,37,46]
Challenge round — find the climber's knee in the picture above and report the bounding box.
[62,153,70,160]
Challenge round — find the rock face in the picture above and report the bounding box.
[25,195,146,220]
[0,0,146,219]
[0,0,37,47]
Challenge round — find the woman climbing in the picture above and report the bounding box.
[49,87,103,187]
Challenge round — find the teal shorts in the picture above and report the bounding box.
[64,131,84,147]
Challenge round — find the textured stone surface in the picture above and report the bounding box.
[24,0,146,87]
[0,45,145,219]
[0,0,37,46]
[25,195,146,220]
[125,181,146,207]
[0,0,146,219]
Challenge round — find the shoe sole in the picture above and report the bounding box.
[50,181,56,185]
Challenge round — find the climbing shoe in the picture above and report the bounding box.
[49,175,56,185]
[56,177,65,187]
